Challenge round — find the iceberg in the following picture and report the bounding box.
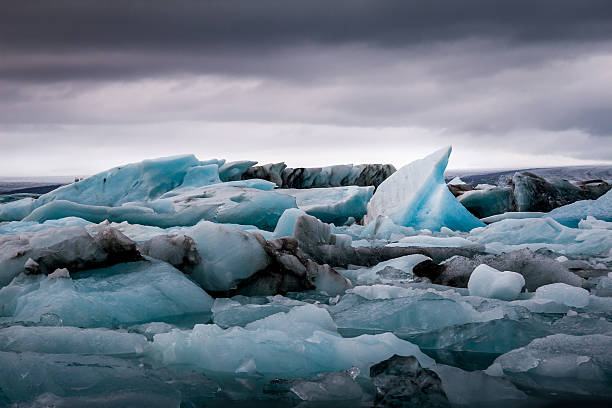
[512,171,606,212]
[276,186,374,224]
[37,155,217,207]
[22,181,297,231]
[150,304,433,377]
[364,147,485,231]
[0,261,214,328]
[467,264,525,301]
[549,188,612,227]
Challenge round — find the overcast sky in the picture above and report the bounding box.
[2,0,612,176]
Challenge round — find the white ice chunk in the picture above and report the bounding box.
[534,283,590,308]
[467,264,525,301]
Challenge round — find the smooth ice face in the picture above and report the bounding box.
[276,186,374,225]
[457,187,513,218]
[150,304,434,377]
[273,208,307,238]
[364,147,485,232]
[174,164,221,188]
[534,283,590,308]
[549,189,612,227]
[0,326,149,355]
[0,197,36,221]
[37,155,211,207]
[487,334,612,395]
[468,217,612,256]
[186,221,269,292]
[0,261,213,328]
[467,264,525,301]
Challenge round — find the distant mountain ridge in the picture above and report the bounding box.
[445,165,612,187]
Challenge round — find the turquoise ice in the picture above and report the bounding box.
[364,147,485,231]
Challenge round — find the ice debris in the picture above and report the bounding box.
[467,264,525,301]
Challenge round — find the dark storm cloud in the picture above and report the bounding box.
[2,0,612,81]
[3,0,612,49]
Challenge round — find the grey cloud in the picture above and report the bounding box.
[2,1,612,82]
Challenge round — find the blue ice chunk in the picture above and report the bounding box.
[365,147,485,231]
[273,208,307,238]
[150,304,433,377]
[0,261,213,328]
[0,197,35,221]
[23,182,297,230]
[176,164,221,188]
[549,189,612,228]
[37,155,207,207]
[276,186,374,224]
